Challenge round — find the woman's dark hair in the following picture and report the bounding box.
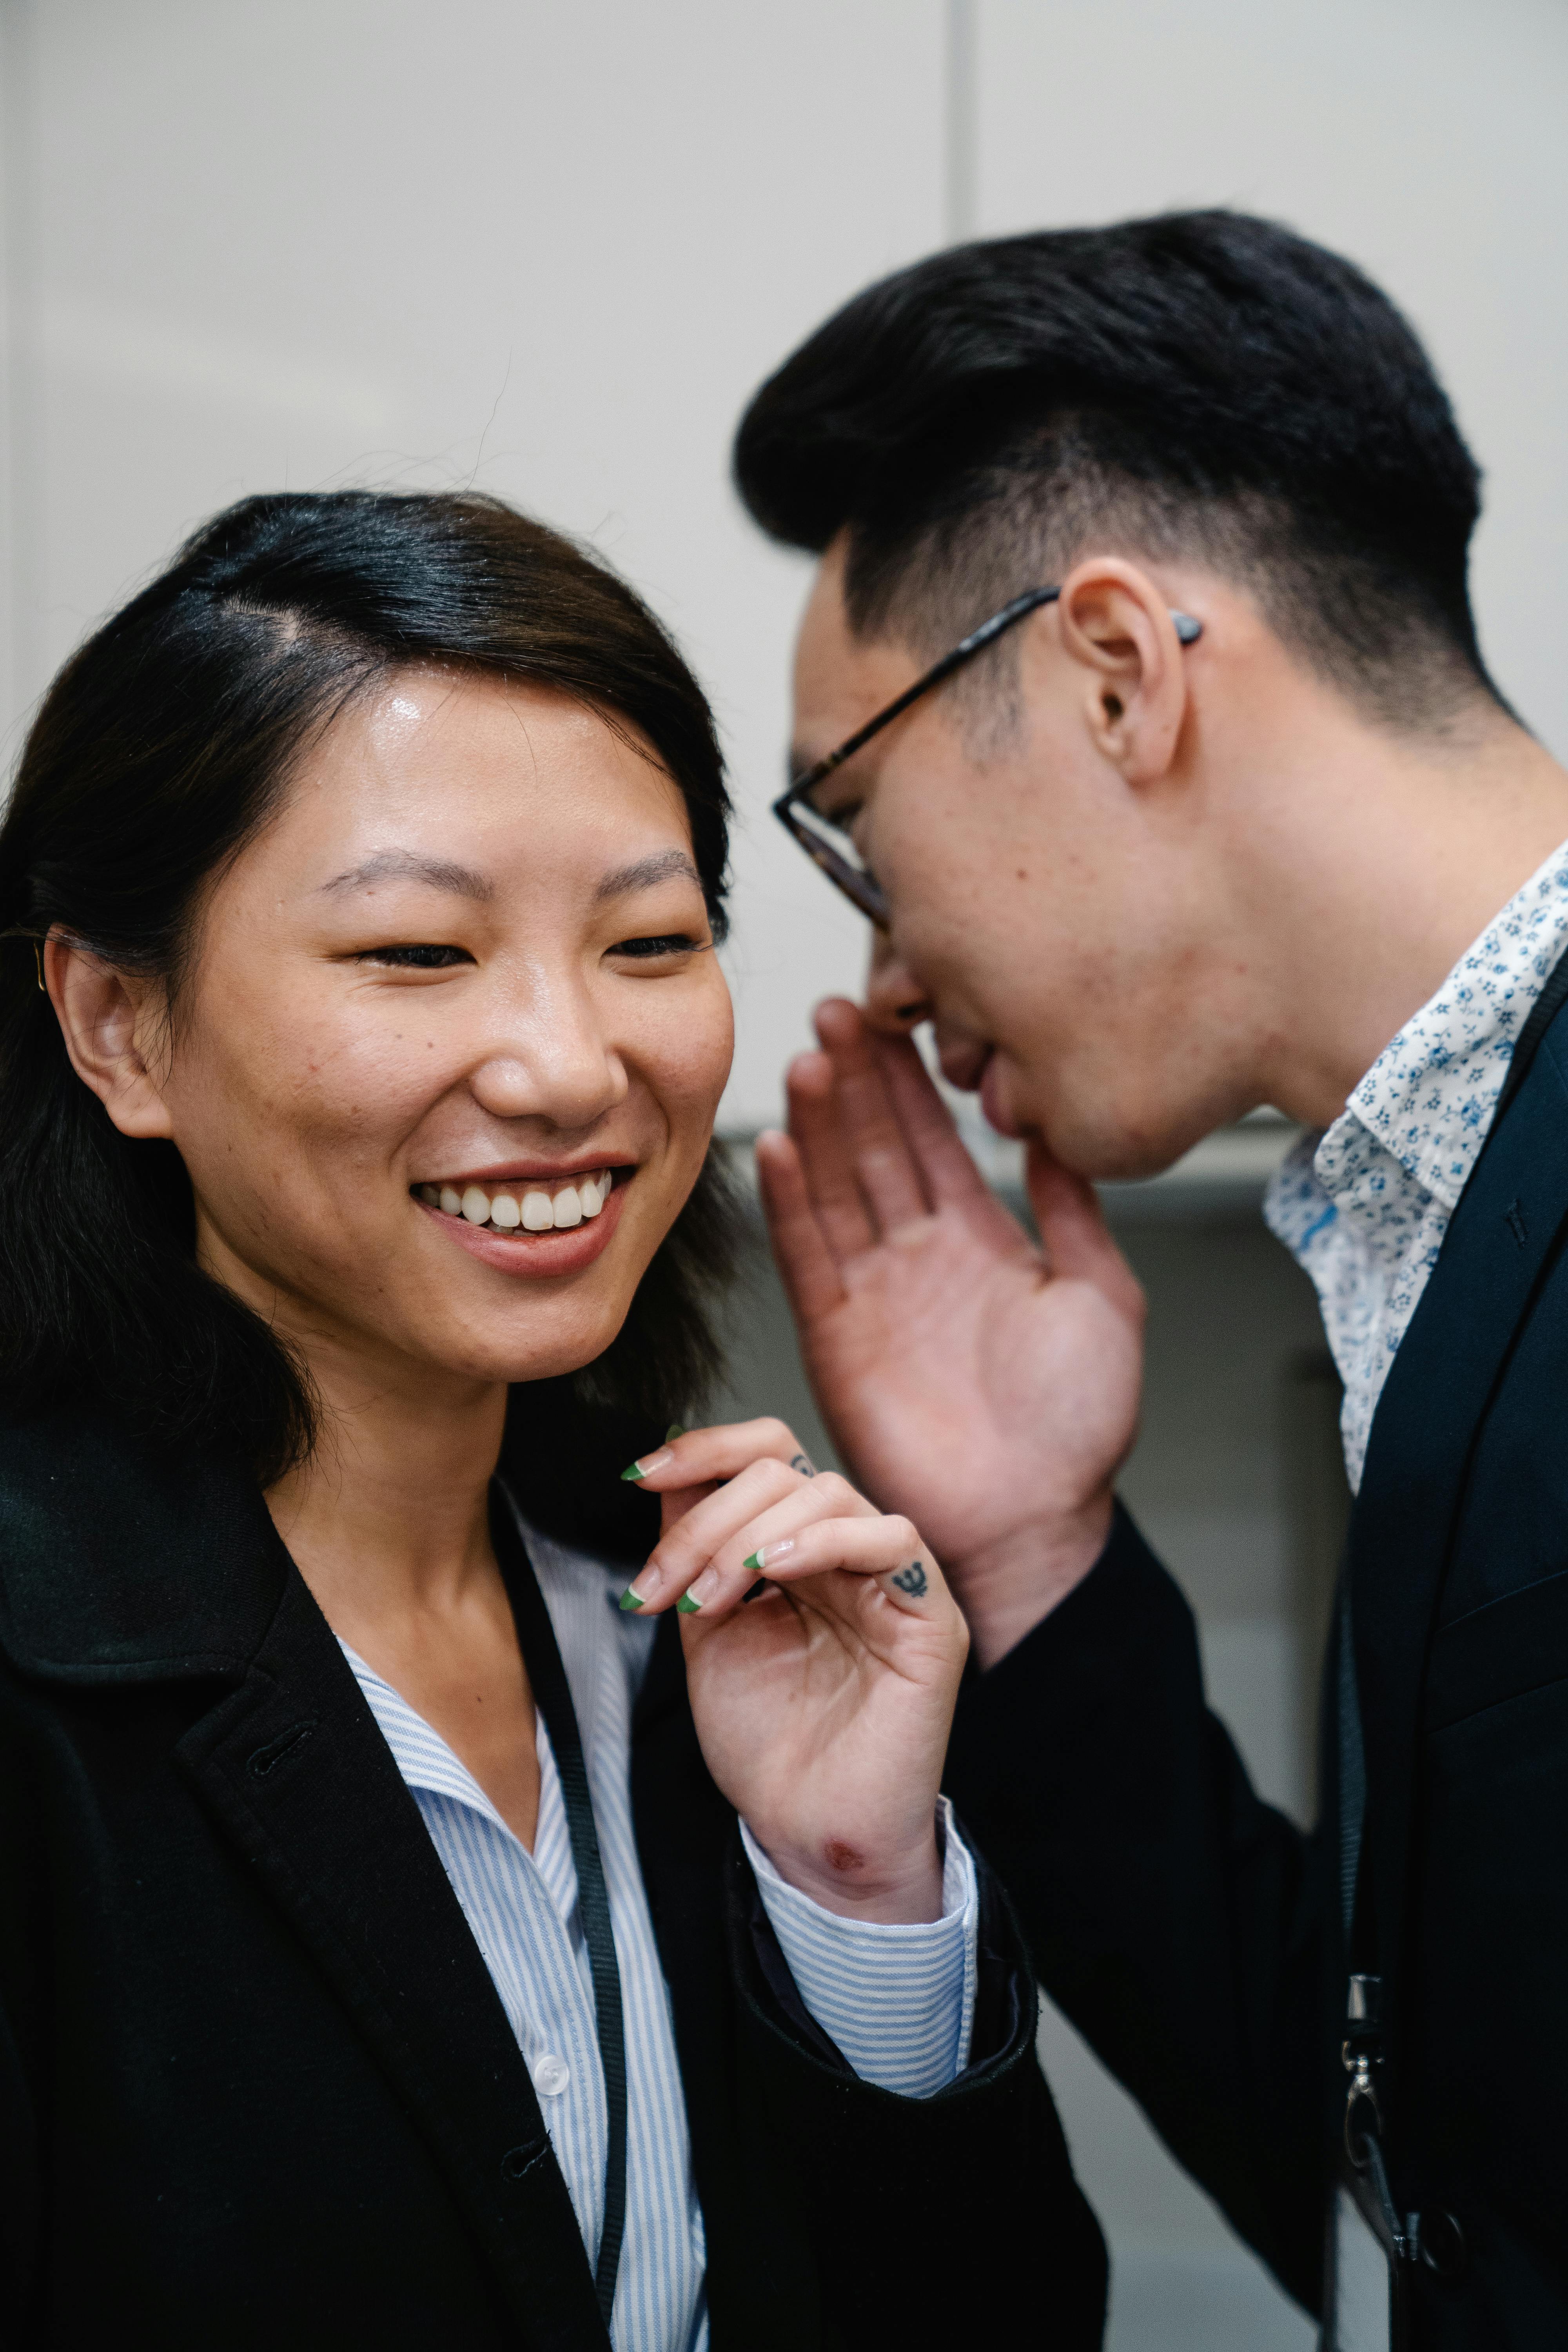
[0,490,742,1484]
[735,209,1501,728]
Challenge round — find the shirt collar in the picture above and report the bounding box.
[340,1638,553,1838]
[1316,835,1568,1216]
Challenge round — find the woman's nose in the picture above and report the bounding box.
[862,929,931,1035]
[468,988,627,1131]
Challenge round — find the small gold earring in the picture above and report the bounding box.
[34,943,45,993]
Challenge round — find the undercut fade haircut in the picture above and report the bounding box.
[0,490,741,1486]
[735,210,1505,731]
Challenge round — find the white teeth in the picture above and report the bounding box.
[426,1170,616,1232]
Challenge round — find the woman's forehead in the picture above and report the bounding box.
[258,669,697,889]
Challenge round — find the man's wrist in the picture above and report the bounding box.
[744,1822,945,1924]
[949,1490,1114,1671]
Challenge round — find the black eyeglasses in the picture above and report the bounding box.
[773,583,1203,928]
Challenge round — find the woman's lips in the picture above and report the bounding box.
[417,1169,615,1231]
[417,1170,630,1277]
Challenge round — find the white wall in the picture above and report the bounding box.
[972,0,1568,761]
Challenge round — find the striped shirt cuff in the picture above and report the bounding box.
[739,1797,978,2098]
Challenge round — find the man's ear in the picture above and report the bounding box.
[44,931,175,1140]
[1056,557,1192,787]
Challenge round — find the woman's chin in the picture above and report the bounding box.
[410,1303,637,1394]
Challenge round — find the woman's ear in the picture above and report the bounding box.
[44,931,175,1140]
[1056,557,1192,788]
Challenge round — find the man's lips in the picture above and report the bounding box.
[934,1035,1021,1141]
[978,1055,1021,1139]
[936,1036,992,1093]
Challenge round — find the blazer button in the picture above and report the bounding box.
[1416,2209,1467,2280]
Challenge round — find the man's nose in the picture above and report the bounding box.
[862,930,932,1034]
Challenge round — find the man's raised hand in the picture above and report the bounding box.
[753,999,1145,1669]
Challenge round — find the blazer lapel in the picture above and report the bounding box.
[178,1565,609,2352]
[1348,1013,1568,2034]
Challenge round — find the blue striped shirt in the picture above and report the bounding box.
[341,1514,977,2352]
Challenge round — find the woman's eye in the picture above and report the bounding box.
[354,944,473,970]
[608,933,705,960]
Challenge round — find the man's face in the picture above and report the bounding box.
[789,543,1252,1179]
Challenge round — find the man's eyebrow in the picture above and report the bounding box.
[593,848,702,901]
[318,849,494,900]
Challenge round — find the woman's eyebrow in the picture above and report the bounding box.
[318,849,494,899]
[594,848,701,900]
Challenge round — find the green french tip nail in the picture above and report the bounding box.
[665,1423,686,1441]
[619,1460,647,1482]
[619,1587,645,1612]
[742,1551,763,1572]
[676,1593,702,1614]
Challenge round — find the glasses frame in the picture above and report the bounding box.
[773,583,1203,927]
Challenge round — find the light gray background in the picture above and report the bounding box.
[3,6,1563,2342]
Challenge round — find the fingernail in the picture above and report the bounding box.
[665,1423,686,1441]
[620,1446,674,1483]
[744,1539,793,1573]
[680,1567,721,1614]
[619,1586,646,1612]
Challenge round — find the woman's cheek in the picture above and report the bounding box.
[670,967,734,1118]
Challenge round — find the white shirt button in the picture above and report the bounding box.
[532,2053,570,2098]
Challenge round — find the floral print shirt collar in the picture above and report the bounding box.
[1265,837,1568,1492]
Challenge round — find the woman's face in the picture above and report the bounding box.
[147,666,733,1396]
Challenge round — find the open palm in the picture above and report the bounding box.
[757,1005,1145,1664]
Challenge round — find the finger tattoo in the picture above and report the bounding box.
[789,1452,816,1478]
[890,1560,928,1598]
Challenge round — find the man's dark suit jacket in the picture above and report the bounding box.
[947,992,1568,2346]
[0,1391,1107,2350]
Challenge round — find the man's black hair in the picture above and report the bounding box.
[734,209,1502,728]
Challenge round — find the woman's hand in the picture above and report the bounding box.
[621,1418,967,1923]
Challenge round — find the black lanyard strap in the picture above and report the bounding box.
[490,1480,628,2332]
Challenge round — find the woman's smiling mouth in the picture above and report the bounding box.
[411,1164,633,1278]
[416,1167,617,1232]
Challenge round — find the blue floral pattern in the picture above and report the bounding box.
[1265,839,1568,1491]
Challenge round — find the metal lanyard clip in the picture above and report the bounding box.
[1341,1973,1415,2263]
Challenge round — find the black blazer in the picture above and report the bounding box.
[0,1395,1107,2350]
[946,992,1568,2346]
